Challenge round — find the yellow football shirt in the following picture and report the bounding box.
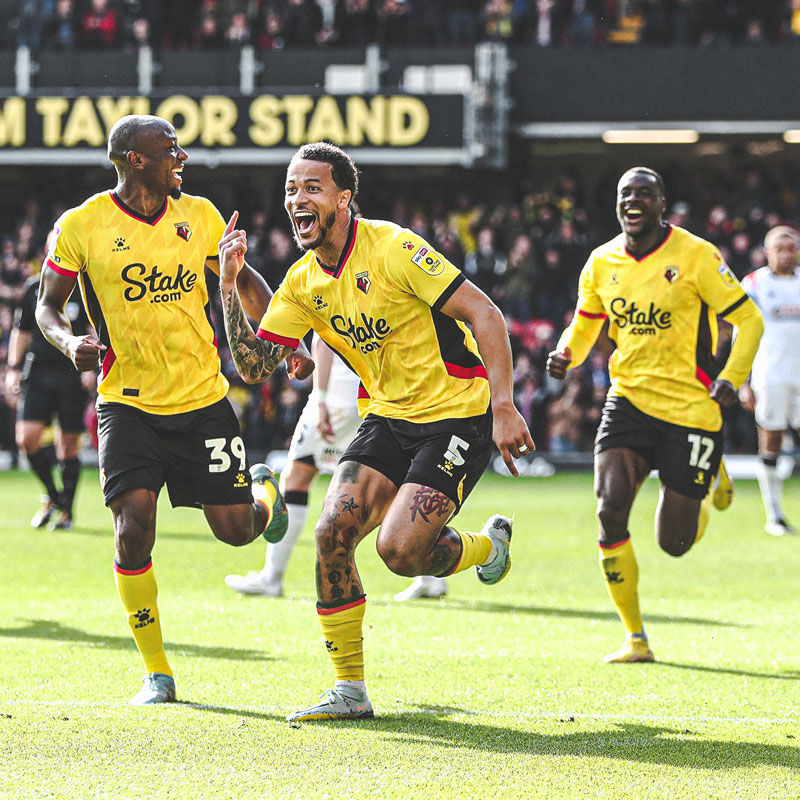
[565,225,756,431]
[257,217,490,423]
[45,190,228,414]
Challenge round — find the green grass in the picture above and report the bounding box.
[1,468,799,799]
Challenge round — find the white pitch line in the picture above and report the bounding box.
[1,700,798,725]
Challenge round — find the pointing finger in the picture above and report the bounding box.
[224,210,239,236]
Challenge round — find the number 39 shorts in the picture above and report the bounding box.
[595,395,724,500]
[340,409,493,511]
[96,398,253,508]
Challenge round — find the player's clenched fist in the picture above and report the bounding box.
[546,345,572,380]
[70,333,106,372]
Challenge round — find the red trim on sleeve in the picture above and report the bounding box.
[578,309,607,320]
[444,362,488,380]
[357,385,370,399]
[46,258,78,279]
[598,537,630,551]
[317,596,366,616]
[114,559,153,576]
[255,329,300,348]
[696,367,712,388]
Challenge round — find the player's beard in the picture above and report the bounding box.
[169,186,182,200]
[292,210,336,252]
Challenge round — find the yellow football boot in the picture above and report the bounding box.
[603,636,655,664]
[712,458,734,511]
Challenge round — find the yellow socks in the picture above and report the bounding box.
[114,560,172,677]
[695,494,712,544]
[447,528,493,575]
[318,597,366,681]
[598,538,644,637]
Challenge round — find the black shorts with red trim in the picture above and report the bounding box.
[340,409,493,511]
[595,395,723,500]
[97,398,253,508]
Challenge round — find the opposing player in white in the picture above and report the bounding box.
[225,335,446,598]
[740,226,800,536]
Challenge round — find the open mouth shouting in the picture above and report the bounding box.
[621,205,645,232]
[293,209,317,238]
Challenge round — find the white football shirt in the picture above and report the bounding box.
[742,266,800,386]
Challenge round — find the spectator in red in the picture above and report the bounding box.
[254,8,285,49]
[80,0,118,48]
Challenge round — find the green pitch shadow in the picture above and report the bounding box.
[657,660,800,681]
[0,618,275,662]
[305,713,800,770]
[369,598,743,628]
[175,700,285,723]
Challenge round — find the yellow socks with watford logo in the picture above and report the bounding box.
[317,597,366,681]
[114,560,172,677]
[447,528,494,575]
[598,538,644,637]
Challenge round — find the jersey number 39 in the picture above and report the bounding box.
[205,436,247,473]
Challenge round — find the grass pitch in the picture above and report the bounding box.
[1,468,799,799]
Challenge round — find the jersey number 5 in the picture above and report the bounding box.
[205,436,246,473]
[687,433,714,470]
[444,435,470,467]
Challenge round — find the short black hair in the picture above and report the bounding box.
[108,114,170,171]
[620,166,666,197]
[292,142,359,202]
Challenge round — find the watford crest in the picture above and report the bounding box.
[664,266,679,283]
[356,271,371,294]
[175,222,192,241]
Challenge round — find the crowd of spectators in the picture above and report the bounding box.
[2,162,796,464]
[3,0,799,53]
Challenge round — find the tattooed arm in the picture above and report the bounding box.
[212,210,314,380]
[220,282,293,384]
[218,211,294,384]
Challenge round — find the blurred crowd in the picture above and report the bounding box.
[2,0,799,52]
[2,164,797,463]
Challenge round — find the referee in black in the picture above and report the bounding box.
[6,270,95,529]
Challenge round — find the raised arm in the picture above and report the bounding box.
[208,211,313,380]
[217,212,294,384]
[35,269,105,371]
[440,279,535,475]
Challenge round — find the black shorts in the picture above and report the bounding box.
[595,395,724,499]
[341,410,493,511]
[19,367,87,432]
[97,398,252,508]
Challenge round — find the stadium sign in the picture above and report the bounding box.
[0,93,469,165]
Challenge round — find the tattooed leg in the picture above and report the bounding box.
[313,460,396,605]
[377,484,462,577]
[427,527,462,576]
